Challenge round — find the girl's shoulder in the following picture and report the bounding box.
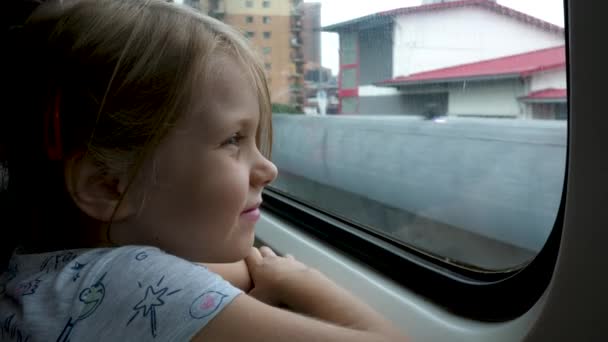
[1,245,241,341]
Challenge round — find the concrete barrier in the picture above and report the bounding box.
[272,114,567,253]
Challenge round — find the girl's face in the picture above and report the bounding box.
[114,59,277,263]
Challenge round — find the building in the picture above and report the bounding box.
[377,46,567,119]
[300,2,321,65]
[195,0,306,110]
[323,0,566,119]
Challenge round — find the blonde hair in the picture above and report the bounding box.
[2,0,272,252]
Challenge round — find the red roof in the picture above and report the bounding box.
[523,88,567,100]
[324,0,563,34]
[377,45,566,86]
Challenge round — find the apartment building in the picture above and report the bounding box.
[193,0,305,110]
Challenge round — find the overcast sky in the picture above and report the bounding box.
[313,0,565,74]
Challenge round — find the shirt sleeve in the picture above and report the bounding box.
[68,246,243,341]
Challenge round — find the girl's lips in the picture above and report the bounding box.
[241,207,260,221]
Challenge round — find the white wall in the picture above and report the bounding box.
[448,79,524,117]
[393,7,564,77]
[530,69,567,91]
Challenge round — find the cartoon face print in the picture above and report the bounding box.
[77,276,106,321]
[56,273,107,342]
[189,291,228,319]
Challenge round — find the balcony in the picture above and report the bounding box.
[289,85,303,93]
[291,52,304,63]
[291,20,302,32]
[291,8,302,17]
[290,37,302,47]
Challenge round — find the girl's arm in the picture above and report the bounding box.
[198,260,253,292]
[191,248,408,342]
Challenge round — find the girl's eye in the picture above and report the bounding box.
[221,133,245,147]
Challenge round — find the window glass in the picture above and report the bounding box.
[183,0,567,272]
[246,31,255,38]
[263,31,272,39]
[246,16,254,23]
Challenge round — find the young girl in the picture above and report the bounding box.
[0,0,407,340]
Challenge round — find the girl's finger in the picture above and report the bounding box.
[245,247,263,267]
[259,246,277,257]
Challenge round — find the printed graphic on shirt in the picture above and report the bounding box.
[135,252,148,261]
[1,313,31,342]
[40,251,78,274]
[69,262,87,282]
[56,272,107,342]
[14,277,43,297]
[127,276,182,338]
[189,291,228,319]
[0,262,18,296]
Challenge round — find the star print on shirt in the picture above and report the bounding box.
[127,276,182,338]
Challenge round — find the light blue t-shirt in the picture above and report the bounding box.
[0,246,242,341]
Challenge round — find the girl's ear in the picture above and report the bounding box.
[64,153,135,222]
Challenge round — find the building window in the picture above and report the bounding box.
[246,31,255,38]
[263,31,271,39]
[263,16,271,24]
[262,1,270,8]
[246,16,253,23]
[245,0,253,8]
[262,47,272,55]
[265,63,272,71]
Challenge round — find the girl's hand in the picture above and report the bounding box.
[245,246,311,306]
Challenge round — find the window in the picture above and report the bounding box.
[246,16,253,23]
[245,0,253,8]
[236,0,567,320]
[246,31,255,38]
[262,0,270,8]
